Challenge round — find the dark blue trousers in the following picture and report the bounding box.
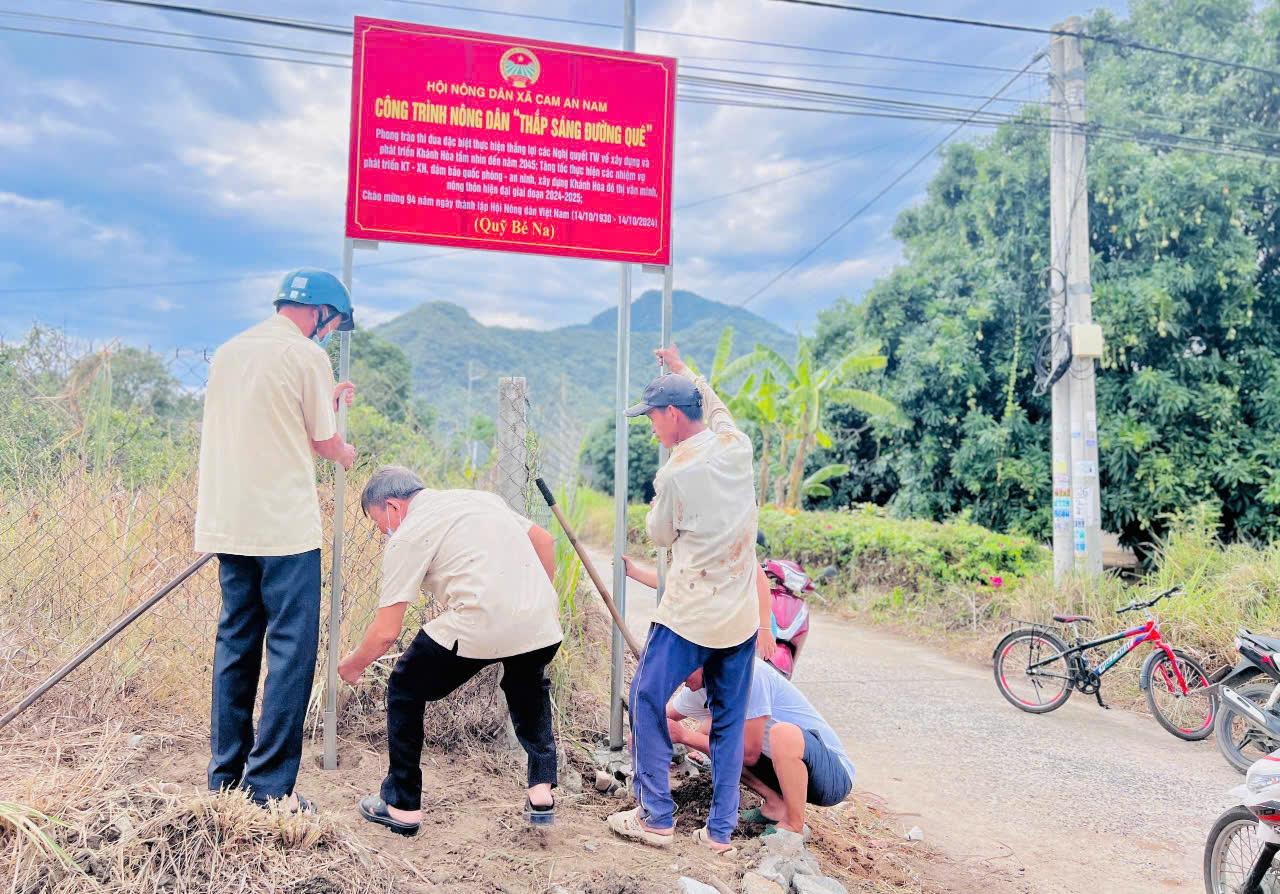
[629,623,755,844]
[208,550,321,804]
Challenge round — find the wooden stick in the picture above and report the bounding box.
[535,479,643,659]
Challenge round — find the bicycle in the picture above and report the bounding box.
[992,586,1216,741]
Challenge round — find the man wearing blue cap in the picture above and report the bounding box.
[195,269,358,813]
[607,343,774,855]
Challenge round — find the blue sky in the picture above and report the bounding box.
[0,0,1127,352]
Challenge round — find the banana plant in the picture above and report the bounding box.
[734,339,900,509]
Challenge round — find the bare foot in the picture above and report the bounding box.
[528,782,554,808]
[386,803,423,824]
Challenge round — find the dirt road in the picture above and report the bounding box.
[602,556,1236,894]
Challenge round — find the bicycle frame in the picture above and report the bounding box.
[1028,618,1191,694]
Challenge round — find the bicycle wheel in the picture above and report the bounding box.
[1145,648,1215,741]
[1204,805,1275,894]
[1215,683,1280,775]
[993,628,1073,714]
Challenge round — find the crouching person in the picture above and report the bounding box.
[667,659,854,837]
[337,466,564,835]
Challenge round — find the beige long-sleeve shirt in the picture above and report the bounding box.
[647,368,759,649]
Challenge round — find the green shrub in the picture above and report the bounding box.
[757,504,1049,594]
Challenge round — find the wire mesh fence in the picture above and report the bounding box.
[0,328,586,740]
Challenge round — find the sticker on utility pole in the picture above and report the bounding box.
[1053,496,1071,520]
[1076,460,1096,477]
[1074,487,1092,520]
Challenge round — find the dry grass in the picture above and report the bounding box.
[0,725,407,894]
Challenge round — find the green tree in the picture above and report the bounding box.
[813,0,1280,551]
[580,417,660,503]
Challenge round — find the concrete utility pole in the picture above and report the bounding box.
[1050,17,1103,582]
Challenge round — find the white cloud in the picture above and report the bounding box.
[0,192,154,264]
[172,66,350,238]
[356,305,401,327]
[473,310,547,329]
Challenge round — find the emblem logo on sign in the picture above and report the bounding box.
[499,47,540,88]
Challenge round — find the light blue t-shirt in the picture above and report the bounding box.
[671,658,855,782]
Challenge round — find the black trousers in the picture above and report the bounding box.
[381,630,561,811]
[208,550,321,803]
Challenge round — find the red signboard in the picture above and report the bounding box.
[345,17,676,265]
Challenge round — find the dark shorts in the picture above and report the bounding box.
[747,727,852,808]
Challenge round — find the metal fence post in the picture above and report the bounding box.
[324,238,354,771]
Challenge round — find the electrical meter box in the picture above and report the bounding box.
[1071,323,1105,359]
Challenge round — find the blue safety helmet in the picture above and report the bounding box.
[273,269,355,343]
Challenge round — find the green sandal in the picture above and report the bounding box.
[739,807,778,826]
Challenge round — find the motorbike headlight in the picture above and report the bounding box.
[1236,637,1245,651]
[1247,772,1280,794]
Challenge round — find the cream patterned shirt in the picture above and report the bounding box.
[647,369,759,649]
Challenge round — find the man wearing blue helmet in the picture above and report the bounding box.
[195,268,358,814]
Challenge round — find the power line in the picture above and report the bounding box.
[9,22,1270,163]
[0,9,350,57]
[83,0,348,36]
[681,64,1034,105]
[734,54,1041,309]
[0,23,348,67]
[680,53,1047,77]
[7,21,1273,162]
[82,0,1033,75]
[771,0,1280,81]
[674,134,910,210]
[0,253,466,296]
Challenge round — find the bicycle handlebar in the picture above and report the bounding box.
[1116,585,1182,615]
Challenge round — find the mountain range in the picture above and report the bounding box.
[373,289,793,431]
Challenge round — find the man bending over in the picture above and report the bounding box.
[668,660,854,836]
[338,466,563,835]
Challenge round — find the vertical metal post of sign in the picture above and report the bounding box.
[608,0,637,753]
[656,264,673,606]
[325,237,356,771]
[609,263,632,751]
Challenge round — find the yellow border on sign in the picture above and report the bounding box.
[351,21,673,260]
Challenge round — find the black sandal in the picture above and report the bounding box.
[524,796,555,827]
[358,796,420,837]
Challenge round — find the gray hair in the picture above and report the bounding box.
[360,465,425,516]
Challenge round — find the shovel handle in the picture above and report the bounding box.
[534,478,643,659]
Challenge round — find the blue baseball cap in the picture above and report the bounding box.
[625,374,702,417]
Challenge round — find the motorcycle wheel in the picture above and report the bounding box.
[1204,805,1278,894]
[1215,683,1280,775]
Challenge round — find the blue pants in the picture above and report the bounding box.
[629,623,755,844]
[208,550,321,804]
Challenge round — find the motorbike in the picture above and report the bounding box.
[756,531,836,679]
[1204,751,1280,893]
[1214,629,1280,774]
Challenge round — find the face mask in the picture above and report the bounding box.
[311,308,338,347]
[386,502,403,536]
